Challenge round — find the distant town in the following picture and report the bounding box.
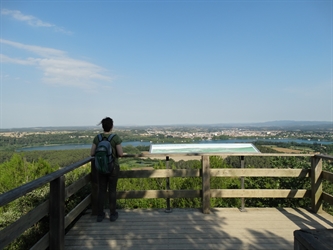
[117,120,333,141]
[1,121,332,143]
[141,127,330,141]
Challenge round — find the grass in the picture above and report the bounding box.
[263,145,315,154]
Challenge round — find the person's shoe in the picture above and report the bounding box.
[110,212,118,222]
[97,212,105,222]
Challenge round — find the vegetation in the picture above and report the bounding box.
[0,131,94,151]
[0,149,90,169]
[255,141,333,155]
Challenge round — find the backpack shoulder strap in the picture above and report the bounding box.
[97,133,103,142]
[107,134,116,142]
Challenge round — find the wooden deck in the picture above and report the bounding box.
[65,208,333,250]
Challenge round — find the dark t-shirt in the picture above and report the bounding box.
[93,133,122,165]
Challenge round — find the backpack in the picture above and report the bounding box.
[94,133,116,174]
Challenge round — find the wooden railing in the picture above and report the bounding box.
[0,157,92,250]
[0,153,333,250]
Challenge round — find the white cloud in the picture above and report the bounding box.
[1,39,113,91]
[1,54,35,65]
[1,8,72,34]
[37,57,113,89]
[1,39,66,57]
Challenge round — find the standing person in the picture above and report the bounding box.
[90,117,123,222]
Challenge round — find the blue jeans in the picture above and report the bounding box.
[97,165,119,216]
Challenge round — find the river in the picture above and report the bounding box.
[16,138,332,152]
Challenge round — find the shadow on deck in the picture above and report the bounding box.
[65,207,333,250]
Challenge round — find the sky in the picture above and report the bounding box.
[0,0,332,129]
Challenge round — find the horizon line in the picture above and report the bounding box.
[1,120,332,130]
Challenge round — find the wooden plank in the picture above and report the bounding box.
[64,243,293,250]
[117,189,311,199]
[0,201,48,249]
[65,174,90,199]
[211,168,310,177]
[323,192,333,205]
[49,176,65,250]
[323,170,333,183]
[117,190,200,199]
[69,221,310,231]
[69,214,301,225]
[240,156,245,211]
[294,229,333,250]
[65,236,295,243]
[67,230,296,239]
[65,194,91,228]
[64,242,294,250]
[119,169,200,178]
[210,189,310,198]
[315,154,333,161]
[165,156,171,211]
[91,160,98,215]
[311,157,323,213]
[30,233,49,250]
[202,155,210,214]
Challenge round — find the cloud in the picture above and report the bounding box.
[1,39,113,91]
[37,57,113,89]
[1,8,72,34]
[1,39,66,57]
[1,53,35,65]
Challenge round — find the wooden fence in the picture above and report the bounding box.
[0,153,333,250]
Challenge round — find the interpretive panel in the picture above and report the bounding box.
[149,143,260,154]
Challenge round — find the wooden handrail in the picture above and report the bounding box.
[315,154,333,160]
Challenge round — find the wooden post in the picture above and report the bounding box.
[311,156,323,213]
[91,158,98,215]
[240,156,245,212]
[49,176,65,250]
[165,156,172,213]
[202,155,210,214]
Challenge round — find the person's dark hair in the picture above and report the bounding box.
[99,117,113,132]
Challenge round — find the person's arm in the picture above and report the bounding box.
[90,143,96,157]
[116,144,123,157]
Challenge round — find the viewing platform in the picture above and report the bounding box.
[1,152,333,249]
[66,207,333,250]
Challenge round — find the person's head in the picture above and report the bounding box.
[100,117,113,132]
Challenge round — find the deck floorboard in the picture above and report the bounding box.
[65,208,333,250]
